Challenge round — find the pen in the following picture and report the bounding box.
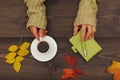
[82,42,87,57]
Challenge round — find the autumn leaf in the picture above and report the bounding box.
[20,42,30,50]
[107,61,120,80]
[17,49,29,56]
[5,58,15,64]
[16,56,24,62]
[61,68,74,80]
[63,68,74,74]
[5,42,30,73]
[13,61,21,73]
[8,45,19,52]
[61,68,85,80]
[65,54,77,67]
[61,54,85,80]
[71,56,77,67]
[73,70,78,79]
[5,52,17,59]
[72,68,84,79]
[75,68,84,75]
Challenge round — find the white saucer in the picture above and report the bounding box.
[30,36,57,62]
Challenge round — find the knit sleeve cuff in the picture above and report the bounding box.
[26,13,47,29]
[24,0,47,29]
[74,10,97,27]
[74,0,98,27]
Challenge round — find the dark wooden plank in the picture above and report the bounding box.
[0,0,120,79]
[1,37,120,79]
[96,0,120,37]
[0,0,120,37]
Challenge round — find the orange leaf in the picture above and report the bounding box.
[107,61,120,80]
[61,68,74,80]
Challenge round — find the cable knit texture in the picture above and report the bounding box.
[24,0,98,29]
[24,0,47,29]
[74,0,98,27]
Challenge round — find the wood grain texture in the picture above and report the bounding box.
[1,37,120,80]
[0,0,119,37]
[0,0,120,80]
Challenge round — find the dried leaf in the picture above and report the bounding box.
[107,61,120,80]
[20,42,30,50]
[73,70,78,79]
[17,49,29,56]
[13,61,21,73]
[65,54,77,67]
[72,68,84,79]
[75,68,84,75]
[71,56,77,67]
[8,45,19,52]
[16,56,24,62]
[5,58,15,64]
[5,52,17,59]
[63,68,74,74]
[61,68,74,80]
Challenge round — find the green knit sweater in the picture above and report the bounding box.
[24,0,98,29]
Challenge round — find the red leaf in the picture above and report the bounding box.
[71,56,77,67]
[66,55,71,65]
[75,68,84,75]
[73,70,78,79]
[72,68,85,79]
[65,54,77,67]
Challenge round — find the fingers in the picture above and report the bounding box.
[85,25,93,40]
[29,26,48,41]
[29,26,40,40]
[73,26,79,35]
[92,27,96,39]
[81,25,87,41]
[81,24,96,41]
[39,29,48,37]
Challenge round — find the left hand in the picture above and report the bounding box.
[73,24,96,41]
[29,26,48,41]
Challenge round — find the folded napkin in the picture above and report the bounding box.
[69,31,102,62]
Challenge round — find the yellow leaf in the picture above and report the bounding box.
[5,58,15,64]
[112,61,120,66]
[16,56,24,62]
[5,52,17,59]
[20,42,30,50]
[17,49,29,56]
[13,61,21,73]
[107,60,120,80]
[8,45,19,51]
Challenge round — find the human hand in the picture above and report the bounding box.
[29,26,48,41]
[73,24,96,41]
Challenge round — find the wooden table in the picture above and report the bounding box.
[0,0,120,80]
[1,37,120,80]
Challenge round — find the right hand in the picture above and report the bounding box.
[73,24,96,41]
[29,26,48,41]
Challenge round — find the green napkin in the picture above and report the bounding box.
[69,31,102,62]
